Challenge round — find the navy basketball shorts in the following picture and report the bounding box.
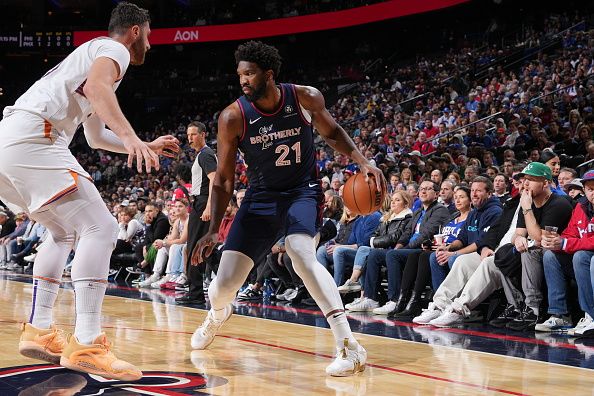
[224,188,323,265]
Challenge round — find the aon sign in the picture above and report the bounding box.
[174,30,199,42]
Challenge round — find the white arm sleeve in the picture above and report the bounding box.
[83,114,128,153]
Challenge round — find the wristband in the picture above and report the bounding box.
[522,208,533,215]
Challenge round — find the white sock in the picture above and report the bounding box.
[30,278,60,329]
[73,279,107,344]
[326,310,358,350]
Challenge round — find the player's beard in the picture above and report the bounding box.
[130,37,147,65]
[243,80,267,102]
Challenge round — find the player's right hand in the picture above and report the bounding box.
[191,232,219,265]
[360,162,386,192]
[122,135,160,173]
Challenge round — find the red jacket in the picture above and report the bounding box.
[561,202,594,253]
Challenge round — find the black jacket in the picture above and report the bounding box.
[371,210,413,249]
[398,200,450,249]
[0,218,16,238]
[477,194,520,254]
[336,218,357,245]
[145,212,170,246]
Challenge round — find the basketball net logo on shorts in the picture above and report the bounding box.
[0,364,228,395]
[250,124,302,150]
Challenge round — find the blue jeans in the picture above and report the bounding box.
[363,248,388,301]
[429,251,460,290]
[352,246,371,286]
[542,250,574,315]
[165,244,186,276]
[316,245,332,269]
[572,250,594,319]
[315,244,357,285]
[385,249,421,300]
[332,246,357,286]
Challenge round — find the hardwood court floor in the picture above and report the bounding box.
[1,274,593,395]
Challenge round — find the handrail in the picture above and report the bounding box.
[474,20,585,76]
[426,111,503,144]
[530,72,594,104]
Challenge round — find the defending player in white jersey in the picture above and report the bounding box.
[0,2,179,381]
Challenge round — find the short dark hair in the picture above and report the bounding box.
[559,167,577,178]
[235,41,282,78]
[472,176,494,193]
[175,163,192,183]
[146,201,162,211]
[187,121,206,132]
[108,2,150,35]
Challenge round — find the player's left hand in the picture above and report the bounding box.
[359,162,386,192]
[191,232,219,265]
[147,135,180,158]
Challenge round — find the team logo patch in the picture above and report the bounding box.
[0,364,228,395]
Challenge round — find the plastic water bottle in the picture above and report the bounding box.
[263,279,273,300]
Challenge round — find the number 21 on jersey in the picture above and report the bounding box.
[275,142,301,167]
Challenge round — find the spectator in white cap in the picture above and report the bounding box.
[565,179,585,203]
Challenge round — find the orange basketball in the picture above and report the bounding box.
[342,173,385,215]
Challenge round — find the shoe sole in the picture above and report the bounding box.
[535,325,572,332]
[19,342,61,365]
[338,287,362,294]
[328,362,366,377]
[192,304,233,350]
[60,356,142,381]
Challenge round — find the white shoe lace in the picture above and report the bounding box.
[200,313,223,339]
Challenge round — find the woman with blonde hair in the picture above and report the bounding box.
[400,167,413,186]
[339,191,413,294]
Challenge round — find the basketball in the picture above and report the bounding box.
[342,173,385,215]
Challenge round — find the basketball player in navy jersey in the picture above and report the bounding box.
[190,41,385,376]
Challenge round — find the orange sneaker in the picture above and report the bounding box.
[59,333,142,381]
[19,323,67,364]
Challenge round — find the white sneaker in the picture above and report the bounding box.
[372,301,397,315]
[575,318,594,338]
[150,274,171,289]
[534,315,573,332]
[175,273,188,285]
[428,307,464,327]
[346,297,379,312]
[276,288,295,301]
[138,273,160,288]
[24,253,36,263]
[568,313,593,336]
[344,298,362,310]
[237,284,256,299]
[337,279,362,293]
[325,339,366,377]
[191,304,233,349]
[412,303,443,324]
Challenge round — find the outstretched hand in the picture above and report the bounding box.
[121,134,160,173]
[359,162,386,192]
[147,135,180,158]
[191,232,219,266]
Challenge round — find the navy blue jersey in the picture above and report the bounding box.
[236,83,317,192]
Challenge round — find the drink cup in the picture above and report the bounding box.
[434,234,445,246]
